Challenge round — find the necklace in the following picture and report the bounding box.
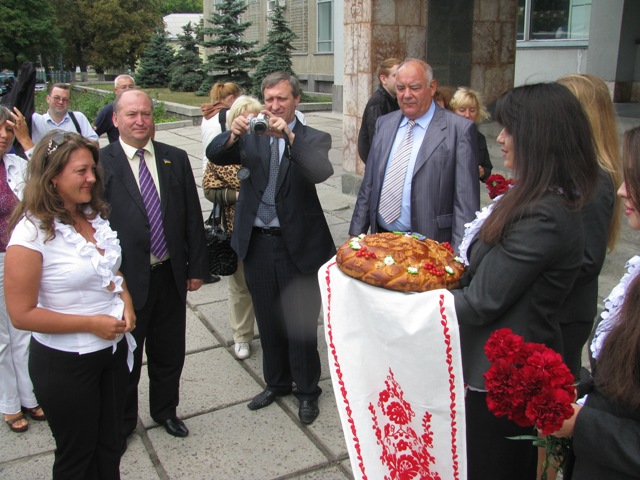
[73,216,96,244]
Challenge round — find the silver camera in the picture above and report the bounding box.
[248,113,269,134]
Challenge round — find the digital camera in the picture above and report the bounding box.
[248,113,269,134]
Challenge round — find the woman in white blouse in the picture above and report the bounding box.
[551,126,640,480]
[0,106,43,434]
[5,130,136,479]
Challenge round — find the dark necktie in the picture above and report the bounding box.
[137,149,168,259]
[256,138,279,224]
[379,120,416,224]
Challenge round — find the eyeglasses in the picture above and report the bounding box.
[49,95,70,104]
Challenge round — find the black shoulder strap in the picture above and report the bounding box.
[68,111,82,134]
[219,108,228,132]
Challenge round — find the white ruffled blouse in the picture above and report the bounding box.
[457,193,505,265]
[8,212,136,369]
[591,255,640,359]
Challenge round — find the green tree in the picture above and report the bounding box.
[161,0,203,14]
[135,30,175,88]
[252,2,297,97]
[197,0,258,96]
[89,0,164,73]
[50,0,163,78]
[169,22,205,92]
[0,0,61,73]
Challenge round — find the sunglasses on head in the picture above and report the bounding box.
[45,131,84,161]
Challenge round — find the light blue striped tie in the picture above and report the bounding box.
[379,120,416,224]
[137,149,168,259]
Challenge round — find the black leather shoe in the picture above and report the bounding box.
[298,400,319,424]
[204,273,220,284]
[247,389,278,410]
[162,417,189,438]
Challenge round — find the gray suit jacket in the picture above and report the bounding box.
[349,105,480,248]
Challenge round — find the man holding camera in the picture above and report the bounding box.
[206,71,335,425]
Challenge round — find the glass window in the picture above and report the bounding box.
[518,0,591,41]
[317,0,333,53]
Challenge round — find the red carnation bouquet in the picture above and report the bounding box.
[486,174,514,200]
[483,328,575,479]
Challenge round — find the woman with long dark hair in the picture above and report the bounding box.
[451,83,599,479]
[552,126,640,480]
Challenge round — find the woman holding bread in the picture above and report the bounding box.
[451,83,599,480]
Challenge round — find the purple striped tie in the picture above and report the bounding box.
[378,120,416,224]
[137,149,168,260]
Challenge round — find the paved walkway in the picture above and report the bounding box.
[2,110,639,479]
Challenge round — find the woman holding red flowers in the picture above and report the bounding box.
[451,83,599,480]
[551,126,640,480]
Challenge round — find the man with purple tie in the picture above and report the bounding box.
[99,90,207,452]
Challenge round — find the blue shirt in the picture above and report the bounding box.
[377,101,436,232]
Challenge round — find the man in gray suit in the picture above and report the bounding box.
[350,58,479,249]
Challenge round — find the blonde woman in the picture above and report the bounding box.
[555,73,622,379]
[203,95,261,359]
[450,87,493,182]
[201,82,242,170]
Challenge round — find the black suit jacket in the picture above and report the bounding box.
[207,121,336,274]
[451,193,585,388]
[100,140,208,309]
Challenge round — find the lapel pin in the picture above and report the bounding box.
[163,159,171,165]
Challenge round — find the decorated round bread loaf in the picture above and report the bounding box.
[336,232,466,292]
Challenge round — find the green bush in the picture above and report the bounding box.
[35,89,176,124]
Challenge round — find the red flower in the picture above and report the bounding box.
[526,388,575,435]
[483,329,576,478]
[393,453,420,480]
[484,327,525,362]
[387,401,410,425]
[486,174,514,199]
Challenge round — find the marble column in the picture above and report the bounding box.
[342,0,427,180]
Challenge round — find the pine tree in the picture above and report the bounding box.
[169,22,205,92]
[197,0,258,96]
[135,29,175,88]
[252,2,297,97]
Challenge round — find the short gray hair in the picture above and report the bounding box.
[114,74,135,88]
[398,58,434,84]
[261,72,302,98]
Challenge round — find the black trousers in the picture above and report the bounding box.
[465,390,538,480]
[29,337,128,480]
[123,261,186,436]
[243,231,322,401]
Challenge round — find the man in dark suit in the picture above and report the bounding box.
[100,89,208,446]
[350,58,480,249]
[206,72,335,425]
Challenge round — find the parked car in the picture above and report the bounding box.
[0,73,16,96]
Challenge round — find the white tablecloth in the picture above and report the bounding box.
[319,258,467,480]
